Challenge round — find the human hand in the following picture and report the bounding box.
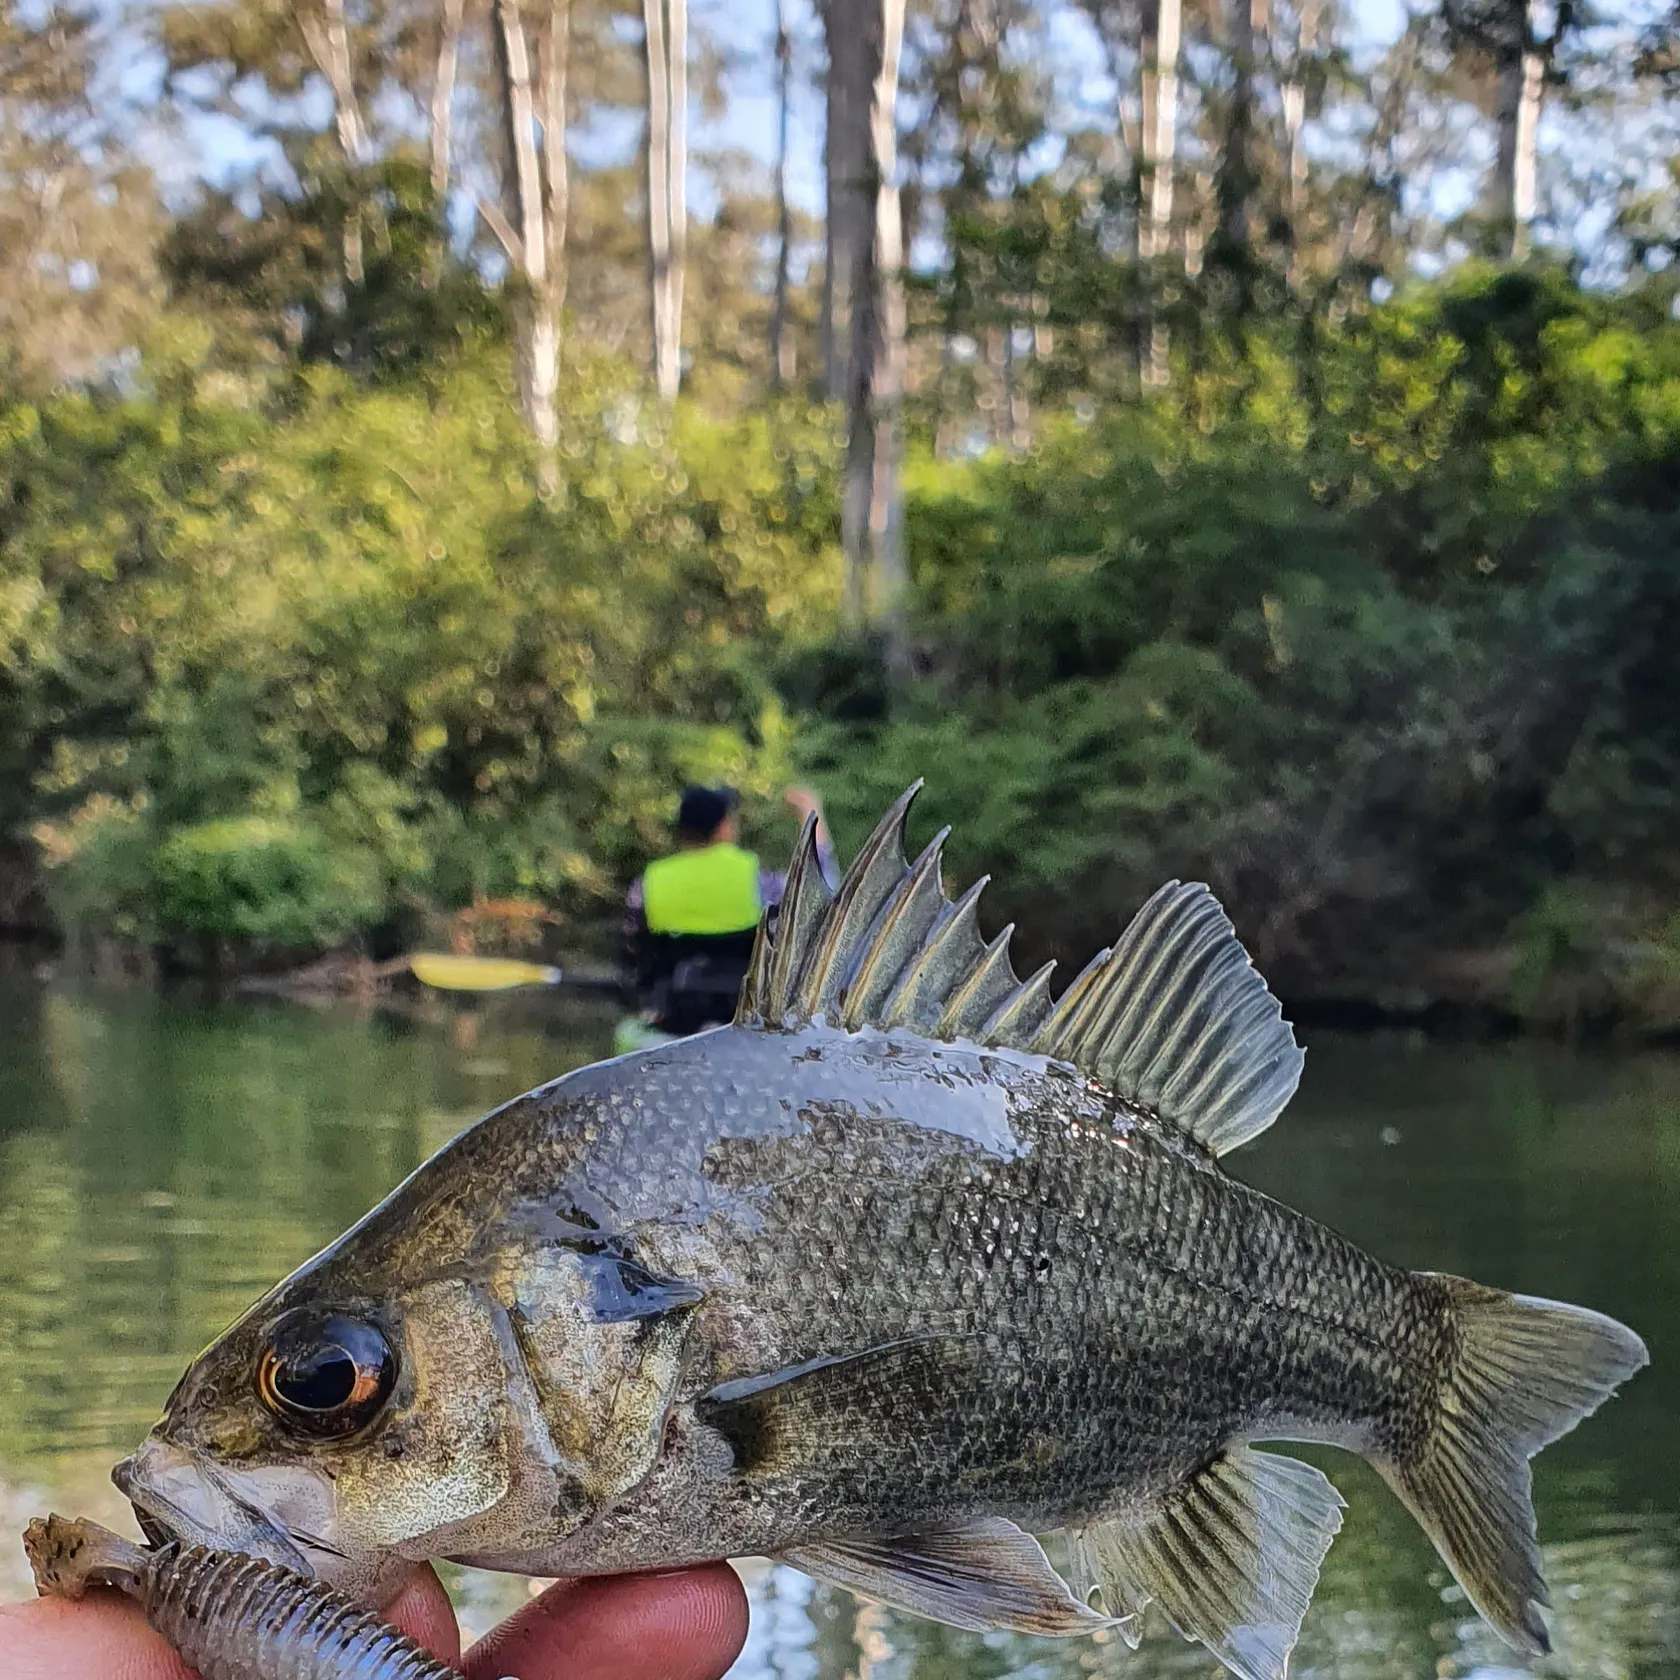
[1,1558,749,1680]
[782,786,824,826]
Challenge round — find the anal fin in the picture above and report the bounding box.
[781,1518,1113,1637]
[1070,1447,1344,1680]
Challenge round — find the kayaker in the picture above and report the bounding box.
[623,783,838,1037]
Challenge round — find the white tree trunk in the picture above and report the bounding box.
[869,0,908,665]
[769,0,796,388]
[835,0,907,666]
[1139,0,1181,387]
[431,0,466,199]
[668,0,687,395]
[497,0,547,291]
[300,0,369,283]
[489,0,561,455]
[1281,0,1321,286]
[540,0,571,301]
[643,0,672,391]
[644,0,685,399]
[1493,0,1545,258]
[537,0,571,461]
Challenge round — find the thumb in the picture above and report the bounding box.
[465,1565,748,1680]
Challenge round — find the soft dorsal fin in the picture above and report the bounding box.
[737,784,1303,1156]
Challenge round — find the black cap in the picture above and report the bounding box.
[676,784,740,839]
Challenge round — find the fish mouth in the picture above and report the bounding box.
[113,1440,319,1576]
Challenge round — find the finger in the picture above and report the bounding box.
[384,1563,464,1668]
[465,1564,749,1680]
[1,1594,196,1680]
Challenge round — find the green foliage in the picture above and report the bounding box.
[801,272,1680,1007]
[6,265,1680,1032]
[153,816,383,948]
[4,335,842,950]
[161,154,505,380]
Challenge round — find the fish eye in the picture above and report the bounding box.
[257,1312,396,1439]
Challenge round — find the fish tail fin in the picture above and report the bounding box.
[1376,1275,1647,1655]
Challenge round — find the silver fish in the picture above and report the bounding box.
[112,782,1649,1680]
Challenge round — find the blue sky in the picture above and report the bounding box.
[122,0,1414,221]
[115,0,1670,279]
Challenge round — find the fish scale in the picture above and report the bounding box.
[110,784,1648,1680]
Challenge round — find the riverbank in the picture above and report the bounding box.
[7,274,1679,1055]
[8,915,1680,1047]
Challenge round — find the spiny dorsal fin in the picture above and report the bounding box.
[738,811,832,1027]
[738,784,1303,1156]
[792,783,922,1021]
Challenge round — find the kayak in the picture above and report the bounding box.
[612,1014,679,1056]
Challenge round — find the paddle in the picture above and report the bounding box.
[408,952,634,998]
[409,953,564,992]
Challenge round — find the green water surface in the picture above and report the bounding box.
[0,973,1675,1678]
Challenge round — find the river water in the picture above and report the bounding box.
[1,972,1676,1677]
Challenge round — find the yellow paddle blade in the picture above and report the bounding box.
[409,954,564,992]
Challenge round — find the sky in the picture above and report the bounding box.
[108,0,1671,281]
[118,0,1414,223]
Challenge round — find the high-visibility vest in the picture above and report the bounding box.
[641,843,763,936]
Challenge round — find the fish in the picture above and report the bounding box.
[23,1513,456,1680]
[110,782,1649,1680]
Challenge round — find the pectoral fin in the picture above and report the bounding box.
[780,1519,1113,1637]
[697,1335,987,1476]
[1069,1447,1345,1680]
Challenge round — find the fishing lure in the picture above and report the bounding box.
[24,1514,461,1680]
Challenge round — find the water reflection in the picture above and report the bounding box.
[1,976,1675,1677]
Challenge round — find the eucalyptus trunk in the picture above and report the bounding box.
[538,0,571,412]
[1138,0,1181,387]
[484,0,568,461]
[769,0,796,389]
[831,0,907,676]
[644,0,687,399]
[299,0,369,284]
[431,0,466,198]
[1281,0,1322,286]
[1492,0,1545,258]
[869,0,909,668]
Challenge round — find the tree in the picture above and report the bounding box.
[155,0,398,287]
[824,0,909,660]
[1139,0,1182,385]
[1279,0,1325,286]
[1442,0,1578,258]
[0,1,161,384]
[481,0,572,457]
[768,0,796,388]
[431,0,467,199]
[1214,0,1261,268]
[1489,0,1548,257]
[643,0,687,398]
